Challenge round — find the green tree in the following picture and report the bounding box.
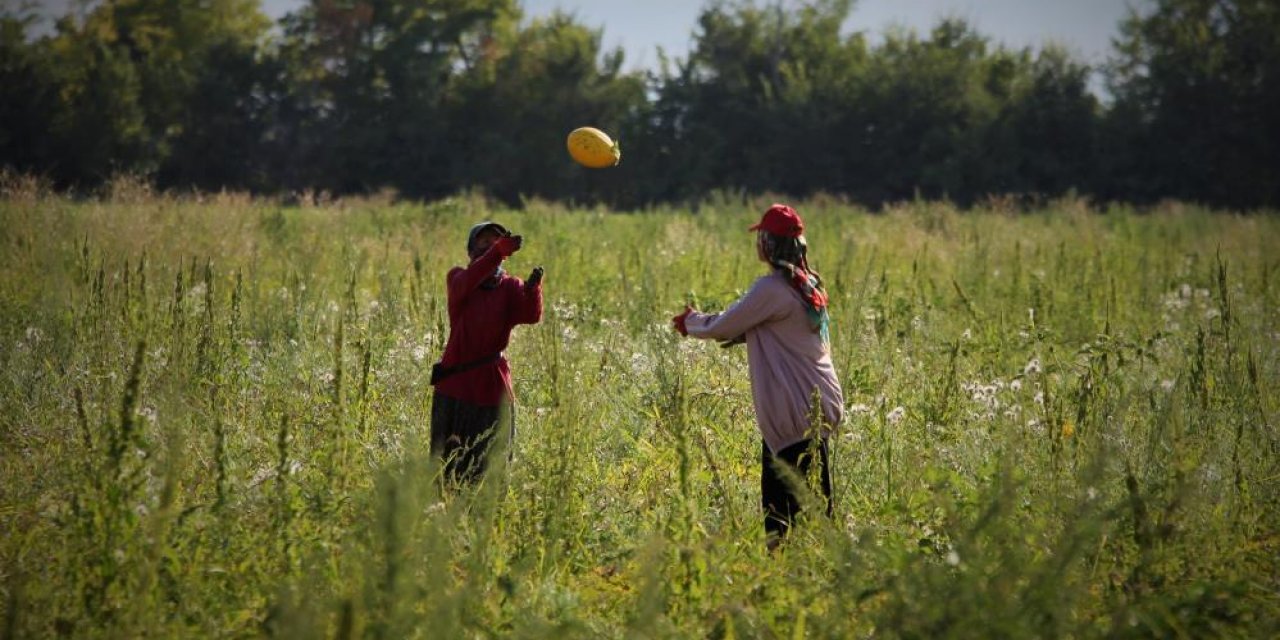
[277,0,517,195]
[3,0,270,187]
[1104,0,1280,207]
[963,45,1100,200]
[158,40,290,191]
[449,11,646,205]
[0,5,58,178]
[650,0,865,199]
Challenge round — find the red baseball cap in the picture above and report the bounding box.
[748,204,804,237]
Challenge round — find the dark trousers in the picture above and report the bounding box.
[761,438,833,541]
[430,392,514,484]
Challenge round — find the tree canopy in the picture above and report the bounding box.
[2,0,1276,208]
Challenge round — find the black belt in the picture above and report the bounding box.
[430,353,501,385]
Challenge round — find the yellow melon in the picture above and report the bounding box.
[567,127,621,168]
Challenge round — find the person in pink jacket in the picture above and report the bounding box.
[672,204,844,547]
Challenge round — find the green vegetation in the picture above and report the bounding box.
[2,183,1277,636]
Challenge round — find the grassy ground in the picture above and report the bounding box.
[1,182,1278,637]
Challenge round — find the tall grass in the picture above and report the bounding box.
[1,187,1277,637]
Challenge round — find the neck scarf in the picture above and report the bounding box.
[761,233,830,343]
[481,265,504,290]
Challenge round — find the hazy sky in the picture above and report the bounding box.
[510,0,1141,69]
[33,0,1144,69]
[251,0,1143,69]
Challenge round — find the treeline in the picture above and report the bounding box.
[1,0,1277,208]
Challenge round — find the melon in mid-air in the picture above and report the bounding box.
[567,127,621,168]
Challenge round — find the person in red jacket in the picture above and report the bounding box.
[430,221,543,483]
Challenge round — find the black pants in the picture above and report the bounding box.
[761,438,833,541]
[430,392,514,484]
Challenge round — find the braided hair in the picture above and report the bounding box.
[759,231,830,343]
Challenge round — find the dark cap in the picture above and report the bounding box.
[467,221,509,251]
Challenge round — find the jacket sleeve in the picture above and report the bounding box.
[511,280,543,325]
[446,246,504,314]
[685,277,782,341]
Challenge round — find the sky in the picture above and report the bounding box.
[252,0,1142,70]
[32,0,1145,70]
[510,0,1141,70]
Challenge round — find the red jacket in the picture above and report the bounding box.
[433,244,542,406]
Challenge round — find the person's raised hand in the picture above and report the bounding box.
[672,305,693,336]
[493,234,522,257]
[526,266,544,289]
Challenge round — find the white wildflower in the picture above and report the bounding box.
[1024,357,1041,375]
[630,352,651,376]
[411,345,428,363]
[886,406,905,425]
[250,465,273,485]
[945,550,961,567]
[552,300,579,321]
[1010,379,1023,392]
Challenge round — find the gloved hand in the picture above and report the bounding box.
[672,306,693,337]
[493,234,523,257]
[526,266,544,289]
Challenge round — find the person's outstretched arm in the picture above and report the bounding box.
[447,237,519,313]
[682,278,780,341]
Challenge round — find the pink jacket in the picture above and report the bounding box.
[685,273,844,453]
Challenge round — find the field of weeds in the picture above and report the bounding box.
[2,187,1278,637]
